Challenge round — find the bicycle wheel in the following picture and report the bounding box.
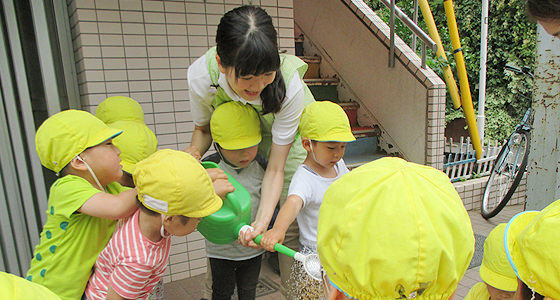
[481,130,530,219]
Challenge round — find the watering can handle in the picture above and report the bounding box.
[253,235,298,259]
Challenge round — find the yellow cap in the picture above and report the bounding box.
[299,101,355,142]
[133,149,222,218]
[0,272,61,300]
[95,96,145,123]
[318,157,474,300]
[505,200,560,299]
[35,110,122,173]
[210,101,261,150]
[109,121,158,174]
[479,223,518,291]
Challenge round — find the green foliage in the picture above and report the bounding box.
[365,0,536,141]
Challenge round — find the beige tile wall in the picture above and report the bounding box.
[68,0,294,282]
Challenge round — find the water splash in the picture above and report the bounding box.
[287,255,325,299]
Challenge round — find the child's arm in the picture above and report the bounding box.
[259,194,303,252]
[106,285,128,300]
[78,188,138,219]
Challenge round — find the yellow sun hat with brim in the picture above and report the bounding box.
[109,120,158,174]
[317,157,474,300]
[95,96,145,123]
[210,101,261,150]
[299,101,355,142]
[133,149,222,218]
[505,201,560,299]
[35,109,122,173]
[0,271,61,300]
[479,223,518,292]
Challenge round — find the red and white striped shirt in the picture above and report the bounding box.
[85,209,170,300]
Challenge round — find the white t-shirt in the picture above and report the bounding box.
[289,159,350,249]
[187,54,306,146]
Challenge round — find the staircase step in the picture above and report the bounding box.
[351,126,380,138]
[300,56,321,79]
[304,78,339,85]
[343,135,385,169]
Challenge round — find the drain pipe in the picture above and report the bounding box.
[477,0,489,142]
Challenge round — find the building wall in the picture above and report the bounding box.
[68,0,295,282]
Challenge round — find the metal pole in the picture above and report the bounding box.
[477,0,489,142]
[411,0,419,52]
[389,0,396,67]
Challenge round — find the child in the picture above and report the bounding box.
[202,101,268,300]
[464,224,517,300]
[317,157,475,299]
[261,101,355,255]
[95,96,158,187]
[84,149,223,300]
[504,200,560,300]
[27,109,138,300]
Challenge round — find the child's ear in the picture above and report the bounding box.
[68,156,88,172]
[302,138,312,151]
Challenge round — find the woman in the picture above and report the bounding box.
[185,5,315,298]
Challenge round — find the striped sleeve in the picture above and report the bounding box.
[109,262,152,299]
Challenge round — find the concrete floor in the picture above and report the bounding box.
[164,204,524,300]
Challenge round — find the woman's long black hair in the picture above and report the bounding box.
[216,5,286,115]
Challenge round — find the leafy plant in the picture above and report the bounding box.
[365,0,536,141]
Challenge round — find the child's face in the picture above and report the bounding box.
[220,145,259,168]
[80,139,122,185]
[487,284,515,300]
[308,141,347,169]
[165,216,202,236]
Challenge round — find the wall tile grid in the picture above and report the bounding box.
[68,0,294,281]
[454,176,527,211]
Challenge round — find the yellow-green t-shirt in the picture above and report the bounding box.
[0,271,61,300]
[464,282,490,300]
[26,175,129,300]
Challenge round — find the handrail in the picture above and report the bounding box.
[378,0,437,52]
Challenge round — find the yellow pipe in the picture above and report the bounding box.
[418,0,461,109]
[443,0,482,159]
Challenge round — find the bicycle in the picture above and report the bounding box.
[480,65,533,219]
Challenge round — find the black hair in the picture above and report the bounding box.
[137,198,190,225]
[519,279,545,300]
[216,5,285,114]
[526,0,560,21]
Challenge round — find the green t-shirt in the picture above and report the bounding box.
[26,175,129,300]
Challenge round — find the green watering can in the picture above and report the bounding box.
[197,162,323,281]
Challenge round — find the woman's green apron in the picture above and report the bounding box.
[205,47,315,200]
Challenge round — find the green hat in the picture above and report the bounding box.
[299,101,355,142]
[134,149,222,218]
[318,157,474,299]
[479,223,518,291]
[35,110,122,173]
[95,96,145,123]
[109,121,158,174]
[210,101,261,150]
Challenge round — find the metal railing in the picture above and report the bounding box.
[377,0,437,68]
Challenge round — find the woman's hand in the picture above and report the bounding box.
[184,124,213,161]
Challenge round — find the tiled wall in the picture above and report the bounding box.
[68,0,295,282]
[454,176,527,211]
